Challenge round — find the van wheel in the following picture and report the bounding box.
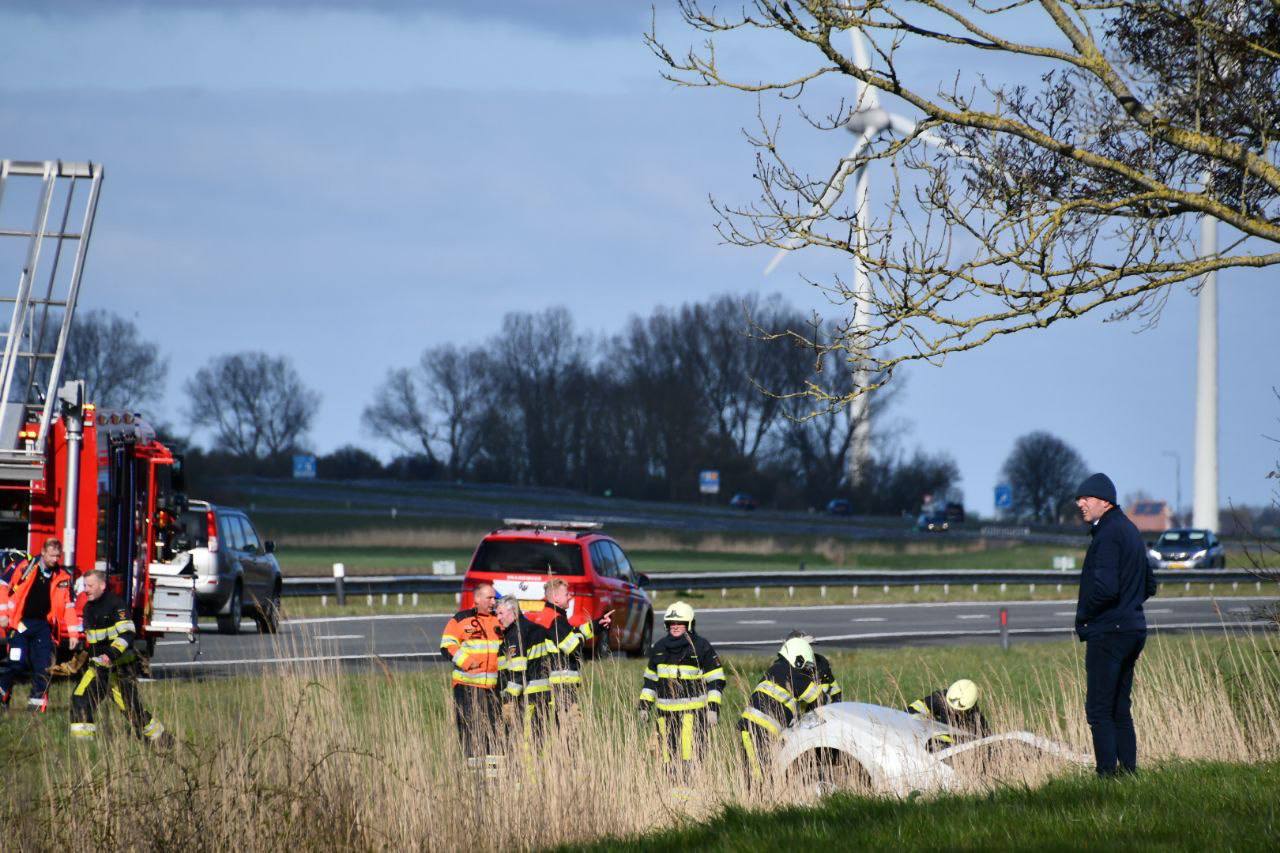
[217,584,242,635]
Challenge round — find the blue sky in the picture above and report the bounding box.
[1,1,1276,513]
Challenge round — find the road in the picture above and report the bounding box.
[149,595,1275,677]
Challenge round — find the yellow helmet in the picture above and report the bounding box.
[663,601,695,624]
[779,637,816,669]
[945,679,979,712]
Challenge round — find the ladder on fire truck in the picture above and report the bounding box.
[0,160,103,482]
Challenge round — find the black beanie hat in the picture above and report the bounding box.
[1075,472,1117,505]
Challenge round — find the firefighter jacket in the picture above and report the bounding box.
[0,559,80,642]
[907,690,990,737]
[498,615,551,701]
[740,657,823,737]
[82,592,138,666]
[816,653,842,704]
[440,608,502,689]
[529,602,602,688]
[638,631,726,715]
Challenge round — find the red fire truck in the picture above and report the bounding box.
[0,159,195,658]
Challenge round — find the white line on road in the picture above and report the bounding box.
[690,596,1276,615]
[312,634,363,641]
[852,617,886,623]
[955,614,988,620]
[1054,611,1076,617]
[737,619,776,625]
[715,620,1273,647]
[1146,608,1173,614]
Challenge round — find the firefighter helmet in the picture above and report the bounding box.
[663,601,695,624]
[945,678,979,712]
[779,637,815,669]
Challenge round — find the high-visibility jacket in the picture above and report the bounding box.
[0,560,80,643]
[815,653,842,704]
[440,608,502,689]
[529,603,601,688]
[739,657,823,737]
[907,689,990,738]
[638,631,725,714]
[498,615,551,700]
[82,592,138,666]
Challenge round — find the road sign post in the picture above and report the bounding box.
[994,483,1013,512]
[293,454,317,479]
[699,470,720,496]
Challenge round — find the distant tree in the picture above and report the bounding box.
[363,344,491,478]
[1000,431,1089,523]
[318,445,385,480]
[184,352,320,459]
[63,309,168,409]
[854,449,961,516]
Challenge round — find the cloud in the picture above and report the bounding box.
[7,0,653,37]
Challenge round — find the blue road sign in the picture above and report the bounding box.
[699,469,720,495]
[994,483,1013,510]
[293,453,317,479]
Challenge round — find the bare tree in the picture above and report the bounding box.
[56,309,168,409]
[184,352,320,459]
[363,345,491,478]
[1001,431,1089,523]
[650,1,1280,410]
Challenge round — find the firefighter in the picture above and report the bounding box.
[440,582,503,770]
[0,549,28,664]
[68,569,170,746]
[786,630,842,704]
[0,539,79,711]
[907,678,991,749]
[738,636,824,785]
[495,597,552,743]
[529,578,612,716]
[637,601,725,772]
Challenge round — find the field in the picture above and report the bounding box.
[3,630,1278,850]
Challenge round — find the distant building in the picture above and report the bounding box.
[1128,500,1172,533]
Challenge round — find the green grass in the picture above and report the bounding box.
[563,760,1280,852]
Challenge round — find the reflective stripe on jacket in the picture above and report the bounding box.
[530,603,599,689]
[440,608,502,689]
[82,591,137,665]
[739,657,822,737]
[498,615,552,700]
[638,631,725,714]
[0,560,79,642]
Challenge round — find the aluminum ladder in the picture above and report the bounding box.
[0,160,104,481]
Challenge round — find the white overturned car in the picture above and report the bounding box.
[777,702,1092,796]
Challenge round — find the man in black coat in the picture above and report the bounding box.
[1074,472,1158,776]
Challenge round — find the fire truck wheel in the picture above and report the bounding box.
[217,584,243,635]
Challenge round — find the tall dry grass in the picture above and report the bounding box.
[5,630,1279,850]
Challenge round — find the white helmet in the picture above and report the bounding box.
[664,601,695,624]
[779,637,816,669]
[946,678,979,712]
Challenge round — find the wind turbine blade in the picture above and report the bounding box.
[765,133,874,276]
[886,112,973,161]
[849,27,880,111]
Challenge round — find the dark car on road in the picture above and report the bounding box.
[178,500,285,634]
[1147,528,1226,570]
[916,510,950,532]
[729,492,759,511]
[826,498,853,516]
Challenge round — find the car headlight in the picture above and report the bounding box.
[1190,549,1207,562]
[1148,549,1162,562]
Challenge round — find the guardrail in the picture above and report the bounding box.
[282,568,1274,599]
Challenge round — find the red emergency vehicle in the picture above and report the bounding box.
[460,519,654,656]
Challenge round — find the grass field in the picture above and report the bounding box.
[2,631,1278,849]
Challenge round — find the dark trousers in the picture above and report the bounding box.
[1085,630,1146,776]
[0,618,53,704]
[452,684,501,758]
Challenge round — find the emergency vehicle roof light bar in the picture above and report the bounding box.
[0,160,104,482]
[500,518,604,532]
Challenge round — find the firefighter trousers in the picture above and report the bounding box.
[0,619,53,706]
[656,709,708,766]
[738,719,777,785]
[453,684,501,759]
[69,660,165,741]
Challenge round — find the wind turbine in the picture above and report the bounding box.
[765,27,960,487]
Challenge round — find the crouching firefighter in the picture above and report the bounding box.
[637,602,725,773]
[440,582,503,773]
[907,678,990,750]
[739,636,824,785]
[69,570,171,747]
[786,630,842,704]
[495,597,552,743]
[0,539,80,712]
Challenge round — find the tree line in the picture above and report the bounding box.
[66,297,958,514]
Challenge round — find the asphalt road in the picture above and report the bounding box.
[149,596,1275,678]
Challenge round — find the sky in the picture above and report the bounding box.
[1,1,1277,514]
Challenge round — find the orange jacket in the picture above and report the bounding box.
[0,560,80,642]
[440,608,502,689]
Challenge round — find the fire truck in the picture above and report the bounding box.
[0,159,196,657]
